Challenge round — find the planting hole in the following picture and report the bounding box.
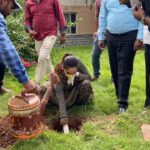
[45,116,85,133]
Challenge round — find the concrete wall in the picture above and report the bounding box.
[58,0,95,46]
[55,34,93,47]
[62,5,95,35]
[59,0,95,6]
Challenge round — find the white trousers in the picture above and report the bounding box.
[35,35,57,83]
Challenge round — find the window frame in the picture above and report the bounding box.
[64,12,77,35]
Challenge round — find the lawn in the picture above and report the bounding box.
[1,46,150,150]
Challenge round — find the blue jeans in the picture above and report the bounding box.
[92,37,102,77]
[0,56,5,88]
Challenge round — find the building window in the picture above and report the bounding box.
[64,13,77,34]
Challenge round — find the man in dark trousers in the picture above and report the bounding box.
[134,0,150,107]
[98,0,143,113]
[120,0,150,107]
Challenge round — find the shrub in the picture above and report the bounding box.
[6,3,38,62]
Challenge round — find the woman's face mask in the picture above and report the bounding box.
[65,73,75,79]
[65,73,76,86]
[64,67,77,85]
[64,67,77,78]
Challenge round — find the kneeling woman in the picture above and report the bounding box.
[39,54,93,129]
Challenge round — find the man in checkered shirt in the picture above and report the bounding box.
[0,0,36,93]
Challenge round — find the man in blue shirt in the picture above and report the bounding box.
[98,0,143,113]
[120,0,150,109]
[0,0,36,93]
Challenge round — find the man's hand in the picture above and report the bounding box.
[93,32,98,40]
[59,34,66,45]
[23,80,37,93]
[134,39,143,51]
[28,29,37,39]
[133,7,145,21]
[98,40,105,50]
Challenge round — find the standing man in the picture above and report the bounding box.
[133,0,150,107]
[98,0,143,113]
[91,0,102,81]
[143,25,150,107]
[25,0,67,84]
[120,0,150,107]
[0,0,36,93]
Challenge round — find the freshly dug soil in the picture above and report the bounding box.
[45,116,85,132]
[0,117,16,148]
[0,116,85,148]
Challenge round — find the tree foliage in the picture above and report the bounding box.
[6,1,37,62]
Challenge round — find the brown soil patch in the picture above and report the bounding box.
[0,114,117,148]
[44,116,85,133]
[0,115,85,148]
[0,117,16,148]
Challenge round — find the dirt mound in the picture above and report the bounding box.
[0,116,85,148]
[0,117,16,148]
[45,116,85,132]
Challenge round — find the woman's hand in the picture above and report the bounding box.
[60,117,69,125]
[50,72,60,84]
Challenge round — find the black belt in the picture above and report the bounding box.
[107,30,137,37]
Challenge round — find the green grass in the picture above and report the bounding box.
[1,46,150,150]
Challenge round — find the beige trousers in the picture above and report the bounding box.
[35,35,57,83]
